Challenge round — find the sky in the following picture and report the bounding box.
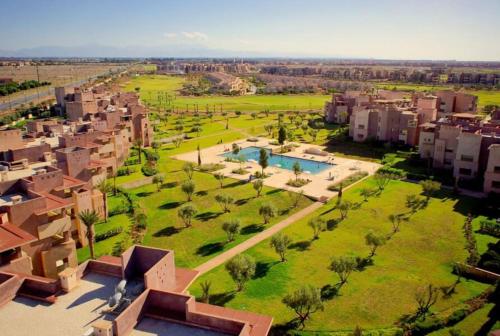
[1,0,500,60]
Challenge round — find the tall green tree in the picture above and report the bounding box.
[134,138,143,163]
[97,179,112,222]
[293,161,302,181]
[78,210,100,260]
[278,126,287,149]
[329,255,357,285]
[258,148,268,175]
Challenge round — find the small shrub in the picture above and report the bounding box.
[446,308,468,326]
[141,163,158,176]
[231,167,249,175]
[286,178,310,187]
[328,171,368,191]
[253,171,269,179]
[95,227,123,242]
[478,219,500,237]
[197,163,225,172]
[412,317,445,335]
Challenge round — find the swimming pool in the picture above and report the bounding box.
[220,146,333,174]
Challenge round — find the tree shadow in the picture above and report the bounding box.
[327,218,340,231]
[253,261,278,279]
[163,181,178,188]
[196,242,224,256]
[279,208,290,216]
[195,211,221,221]
[320,283,340,301]
[136,191,153,198]
[270,319,300,335]
[153,226,182,237]
[288,240,311,251]
[241,224,264,235]
[266,189,281,196]
[209,291,236,307]
[355,256,374,271]
[235,197,251,206]
[223,181,245,189]
[195,190,208,196]
[159,201,182,210]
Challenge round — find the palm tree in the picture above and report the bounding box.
[97,179,112,222]
[134,138,143,163]
[78,210,100,260]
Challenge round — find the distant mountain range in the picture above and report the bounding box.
[0,43,287,58]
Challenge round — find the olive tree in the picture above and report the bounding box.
[225,254,256,291]
[308,217,326,240]
[270,233,292,262]
[181,180,196,201]
[215,194,234,213]
[178,204,197,228]
[365,231,387,257]
[329,255,357,285]
[282,285,324,329]
[259,203,277,224]
[222,219,240,242]
[253,179,264,197]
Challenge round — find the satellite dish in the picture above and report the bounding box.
[116,280,127,294]
[108,292,122,308]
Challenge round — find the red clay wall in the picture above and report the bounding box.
[0,273,24,307]
[113,289,149,336]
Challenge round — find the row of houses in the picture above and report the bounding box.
[0,85,273,335]
[324,90,500,193]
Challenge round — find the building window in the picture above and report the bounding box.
[445,148,453,153]
[358,125,365,130]
[494,166,500,173]
[492,180,500,188]
[461,155,474,162]
[459,168,472,176]
[444,159,452,165]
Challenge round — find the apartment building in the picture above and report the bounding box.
[205,72,249,94]
[0,165,104,279]
[418,115,500,188]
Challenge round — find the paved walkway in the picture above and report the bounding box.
[194,201,324,275]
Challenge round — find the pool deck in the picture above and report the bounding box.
[173,138,380,200]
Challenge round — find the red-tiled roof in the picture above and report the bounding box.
[0,223,37,252]
[35,192,73,215]
[53,175,86,191]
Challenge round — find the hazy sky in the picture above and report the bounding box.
[1,0,500,60]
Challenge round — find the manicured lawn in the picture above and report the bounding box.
[76,212,131,262]
[429,303,500,336]
[124,75,330,112]
[125,157,314,268]
[190,179,489,332]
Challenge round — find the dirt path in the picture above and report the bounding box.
[194,201,324,275]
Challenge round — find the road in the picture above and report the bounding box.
[0,67,129,113]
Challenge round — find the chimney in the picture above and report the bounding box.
[11,195,22,205]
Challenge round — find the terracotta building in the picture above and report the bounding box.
[0,245,273,336]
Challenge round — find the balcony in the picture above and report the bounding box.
[37,216,71,240]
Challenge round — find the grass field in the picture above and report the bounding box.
[123,75,330,112]
[375,82,500,109]
[189,178,492,332]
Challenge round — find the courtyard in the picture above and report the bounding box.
[173,138,380,200]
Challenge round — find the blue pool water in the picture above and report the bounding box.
[220,146,333,174]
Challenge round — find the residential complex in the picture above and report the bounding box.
[325,90,500,192]
[0,245,273,336]
[204,72,249,95]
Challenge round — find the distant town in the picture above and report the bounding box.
[0,57,498,336]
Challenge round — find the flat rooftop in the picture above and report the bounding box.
[0,272,119,336]
[131,318,230,336]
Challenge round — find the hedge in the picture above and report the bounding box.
[95,227,123,242]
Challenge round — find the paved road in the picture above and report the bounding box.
[0,67,129,112]
[194,201,324,275]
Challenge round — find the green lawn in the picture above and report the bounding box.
[189,178,489,332]
[429,303,500,336]
[124,157,313,268]
[124,75,330,112]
